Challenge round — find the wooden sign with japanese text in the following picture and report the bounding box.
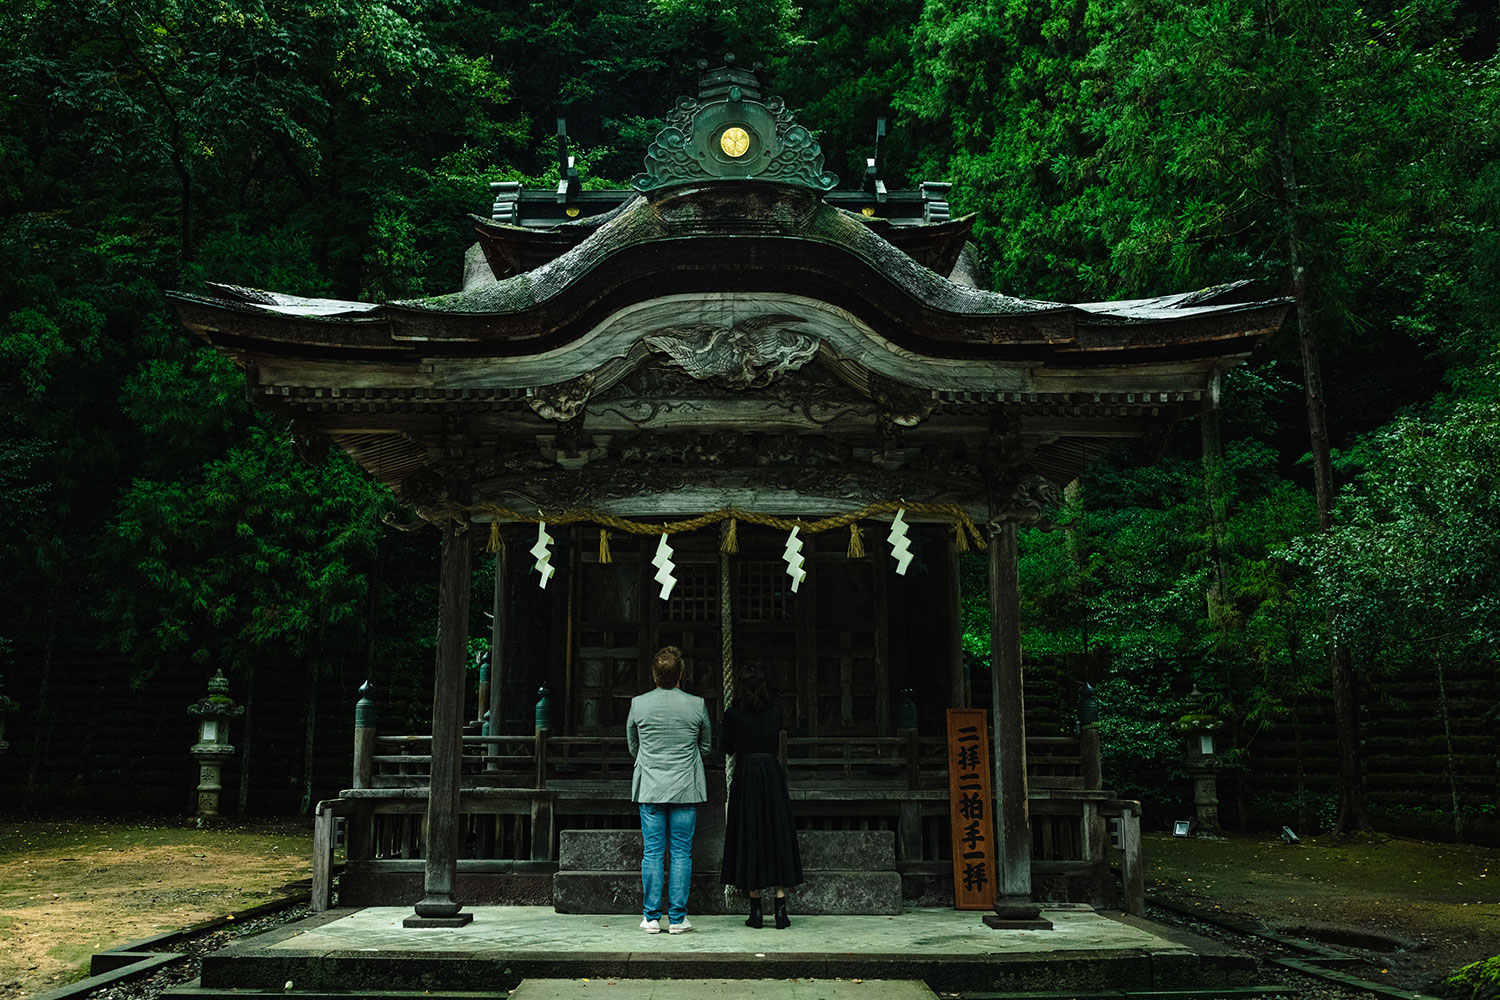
[946,708,996,910]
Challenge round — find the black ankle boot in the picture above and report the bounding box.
[745,896,763,928]
[773,896,790,929]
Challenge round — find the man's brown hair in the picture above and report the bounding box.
[652,646,684,689]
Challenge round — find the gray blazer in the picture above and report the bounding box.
[626,686,712,804]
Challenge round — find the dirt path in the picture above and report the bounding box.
[0,821,312,999]
[1145,831,1500,990]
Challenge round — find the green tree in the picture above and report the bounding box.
[901,0,1111,297]
[1294,379,1500,835]
[1089,0,1482,832]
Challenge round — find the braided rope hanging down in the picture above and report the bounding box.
[719,518,735,907]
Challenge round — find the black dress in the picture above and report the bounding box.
[720,704,804,890]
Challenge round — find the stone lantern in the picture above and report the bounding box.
[187,669,245,817]
[1177,686,1224,836]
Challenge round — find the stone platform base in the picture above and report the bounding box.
[556,828,902,915]
[559,828,895,871]
[338,860,554,908]
[553,870,902,915]
[182,906,1260,998]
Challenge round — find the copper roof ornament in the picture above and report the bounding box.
[631,54,838,194]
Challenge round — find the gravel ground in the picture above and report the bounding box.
[1146,900,1436,1000]
[77,900,311,1000]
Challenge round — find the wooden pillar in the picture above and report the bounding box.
[531,726,554,862]
[1119,802,1145,916]
[1080,725,1107,865]
[898,800,922,863]
[404,517,475,927]
[485,540,508,854]
[983,521,1048,929]
[488,536,508,741]
[948,535,965,708]
[349,681,376,863]
[312,800,337,912]
[353,681,376,790]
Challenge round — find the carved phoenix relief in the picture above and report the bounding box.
[644,315,818,389]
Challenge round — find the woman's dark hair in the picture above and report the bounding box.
[734,665,774,713]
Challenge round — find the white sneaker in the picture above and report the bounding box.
[668,918,693,934]
[640,918,660,933]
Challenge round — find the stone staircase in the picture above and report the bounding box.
[553,828,903,914]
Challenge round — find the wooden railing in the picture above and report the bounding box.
[320,724,1141,918]
[367,732,1017,790]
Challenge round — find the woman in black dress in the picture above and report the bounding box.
[720,666,803,928]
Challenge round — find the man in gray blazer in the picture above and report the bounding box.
[626,645,711,934]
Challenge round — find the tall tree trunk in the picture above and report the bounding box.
[25,609,59,800]
[1201,408,1230,620]
[1280,123,1368,833]
[1063,481,1090,655]
[299,658,319,815]
[1293,696,1308,833]
[1202,408,1242,830]
[237,665,255,816]
[367,552,379,686]
[1435,659,1462,838]
[1289,611,1308,833]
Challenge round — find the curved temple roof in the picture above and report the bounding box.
[169,65,1289,520]
[171,183,1284,372]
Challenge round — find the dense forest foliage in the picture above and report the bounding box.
[2,0,1496,831]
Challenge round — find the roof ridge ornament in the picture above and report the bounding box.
[631,54,838,195]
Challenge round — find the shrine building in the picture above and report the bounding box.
[172,58,1287,928]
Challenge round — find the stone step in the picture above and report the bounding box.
[511,979,935,1000]
[168,987,504,1000]
[559,828,895,872]
[553,870,903,915]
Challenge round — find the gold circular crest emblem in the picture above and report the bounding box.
[719,126,751,158]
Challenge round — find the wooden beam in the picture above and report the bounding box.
[472,484,991,522]
[403,518,474,927]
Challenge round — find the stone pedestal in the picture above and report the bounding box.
[192,747,233,816]
[1189,764,1223,835]
[983,896,1053,930]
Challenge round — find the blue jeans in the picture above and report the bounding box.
[640,803,697,924]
